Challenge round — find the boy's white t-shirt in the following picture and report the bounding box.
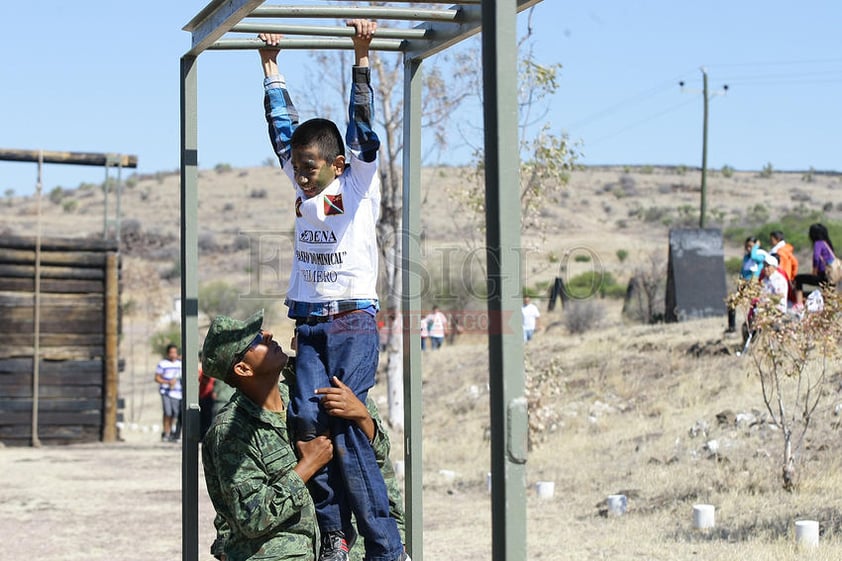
[283,154,381,303]
[156,358,183,400]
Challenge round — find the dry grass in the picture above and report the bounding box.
[409,312,842,559]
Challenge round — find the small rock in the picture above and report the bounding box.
[716,409,736,426]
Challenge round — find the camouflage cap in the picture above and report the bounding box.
[201,309,264,381]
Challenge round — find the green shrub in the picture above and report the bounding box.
[523,282,549,299]
[721,165,735,178]
[151,322,181,357]
[200,281,241,318]
[566,271,624,300]
[62,199,78,213]
[616,249,629,263]
[758,162,774,178]
[724,256,742,276]
[642,206,670,223]
[49,186,64,204]
[747,204,770,225]
[102,177,119,194]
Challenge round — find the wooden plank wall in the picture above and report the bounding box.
[0,236,119,446]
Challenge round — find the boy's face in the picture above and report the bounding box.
[291,145,344,198]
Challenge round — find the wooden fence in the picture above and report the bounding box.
[0,236,120,445]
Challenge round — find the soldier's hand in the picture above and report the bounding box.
[294,436,333,482]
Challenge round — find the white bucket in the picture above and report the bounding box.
[795,520,819,548]
[692,504,715,529]
[438,469,456,483]
[535,481,555,499]
[393,460,405,479]
[607,494,627,516]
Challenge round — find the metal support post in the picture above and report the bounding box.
[402,55,424,561]
[481,2,528,560]
[180,54,201,561]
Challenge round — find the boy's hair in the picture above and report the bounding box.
[291,118,345,161]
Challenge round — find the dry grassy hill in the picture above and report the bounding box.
[2,165,842,559]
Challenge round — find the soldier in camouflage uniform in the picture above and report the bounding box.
[201,310,406,561]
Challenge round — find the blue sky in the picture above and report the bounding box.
[1,1,840,196]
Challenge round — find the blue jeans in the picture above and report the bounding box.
[292,311,403,561]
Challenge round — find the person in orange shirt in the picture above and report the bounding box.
[769,230,798,304]
[769,230,798,280]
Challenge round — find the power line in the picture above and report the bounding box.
[565,74,687,130]
[704,57,842,68]
[577,61,840,144]
[587,97,697,146]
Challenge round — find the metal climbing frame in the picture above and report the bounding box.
[180,2,540,560]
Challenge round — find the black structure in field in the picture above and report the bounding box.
[665,228,728,322]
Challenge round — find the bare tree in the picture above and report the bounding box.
[306,5,573,427]
[622,250,666,324]
[729,281,842,491]
[451,10,581,263]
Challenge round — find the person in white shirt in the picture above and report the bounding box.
[425,306,448,350]
[521,296,541,342]
[154,343,182,442]
[761,254,789,314]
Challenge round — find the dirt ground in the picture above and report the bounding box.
[0,433,218,561]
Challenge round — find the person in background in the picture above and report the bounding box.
[419,315,429,351]
[792,223,837,312]
[154,343,182,443]
[760,254,789,314]
[521,296,541,343]
[726,237,766,333]
[769,230,798,283]
[424,305,448,350]
[769,230,798,305]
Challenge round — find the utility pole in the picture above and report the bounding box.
[700,69,709,228]
[680,68,728,228]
